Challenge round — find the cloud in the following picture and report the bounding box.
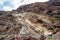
[0,0,14,11]
[3,1,14,8]
[0,1,3,5]
[0,0,49,11]
[11,0,22,10]
[3,6,13,11]
[0,0,11,5]
[20,0,24,2]
[20,0,49,5]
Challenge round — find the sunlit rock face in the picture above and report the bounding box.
[11,12,60,40]
[13,12,53,39]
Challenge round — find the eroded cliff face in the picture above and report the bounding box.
[0,2,60,40]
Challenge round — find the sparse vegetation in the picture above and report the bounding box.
[0,1,60,40]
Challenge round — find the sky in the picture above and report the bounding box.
[0,0,49,11]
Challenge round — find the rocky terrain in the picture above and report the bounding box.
[0,1,60,40]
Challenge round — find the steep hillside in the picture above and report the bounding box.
[0,2,60,40]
